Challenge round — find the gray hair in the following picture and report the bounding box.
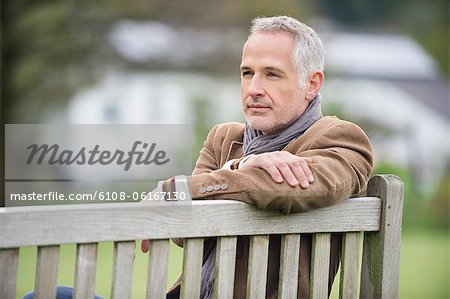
[249,16,325,86]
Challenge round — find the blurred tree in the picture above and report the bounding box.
[149,0,312,28]
[316,0,449,74]
[4,0,121,122]
[2,0,314,123]
[395,0,449,75]
[2,0,447,124]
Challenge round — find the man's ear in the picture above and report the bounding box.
[305,71,324,101]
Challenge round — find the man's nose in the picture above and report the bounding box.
[247,76,265,98]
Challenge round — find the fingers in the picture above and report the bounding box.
[294,159,314,187]
[246,155,284,183]
[291,163,309,188]
[270,153,314,188]
[277,162,300,187]
[263,162,284,184]
[243,152,314,188]
[301,158,314,181]
[141,239,150,253]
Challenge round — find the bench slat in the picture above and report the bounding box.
[74,243,98,299]
[180,238,204,299]
[360,175,403,299]
[111,241,135,299]
[146,239,170,299]
[0,248,19,299]
[277,234,301,299]
[0,197,382,248]
[310,233,331,299]
[214,236,237,299]
[246,235,269,298]
[35,245,60,299]
[339,232,360,299]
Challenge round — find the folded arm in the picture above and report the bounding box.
[188,120,373,214]
[143,119,372,251]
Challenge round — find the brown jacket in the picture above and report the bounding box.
[167,116,373,298]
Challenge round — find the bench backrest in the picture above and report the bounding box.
[0,174,403,299]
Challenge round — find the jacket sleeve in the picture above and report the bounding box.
[171,124,230,248]
[187,121,373,214]
[191,124,221,175]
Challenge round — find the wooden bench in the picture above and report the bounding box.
[0,174,403,299]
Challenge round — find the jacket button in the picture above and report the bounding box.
[213,184,221,191]
[199,187,207,193]
[206,185,214,192]
[220,183,228,190]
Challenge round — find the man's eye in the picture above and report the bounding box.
[241,71,253,77]
[267,72,280,78]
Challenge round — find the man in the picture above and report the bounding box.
[21,15,372,299]
[144,15,373,299]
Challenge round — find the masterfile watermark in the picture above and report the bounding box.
[5,181,192,207]
[6,124,192,180]
[26,141,169,171]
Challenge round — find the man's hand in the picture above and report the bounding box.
[241,152,314,188]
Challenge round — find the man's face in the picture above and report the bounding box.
[240,32,310,135]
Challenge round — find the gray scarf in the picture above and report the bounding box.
[200,95,322,298]
[243,94,322,155]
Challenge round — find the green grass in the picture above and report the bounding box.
[397,229,449,299]
[16,230,449,298]
[329,229,450,299]
[16,242,184,299]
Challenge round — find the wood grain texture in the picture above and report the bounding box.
[360,175,403,299]
[0,197,382,248]
[310,233,331,299]
[0,248,19,299]
[277,234,301,299]
[74,243,98,299]
[180,238,204,299]
[0,175,403,299]
[111,241,135,299]
[35,245,60,299]
[246,235,269,298]
[214,236,237,299]
[339,232,360,299]
[146,239,170,299]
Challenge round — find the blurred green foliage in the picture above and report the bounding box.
[324,101,449,231]
[3,0,449,122]
[427,170,450,228]
[374,162,450,231]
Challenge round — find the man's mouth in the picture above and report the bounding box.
[248,103,270,111]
